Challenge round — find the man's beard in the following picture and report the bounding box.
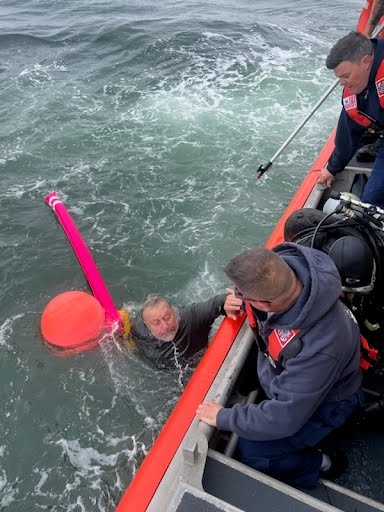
[157,330,177,342]
[157,307,180,342]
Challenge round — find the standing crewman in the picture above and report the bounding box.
[317,31,384,208]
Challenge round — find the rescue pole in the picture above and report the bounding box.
[256,81,339,179]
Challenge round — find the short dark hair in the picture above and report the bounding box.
[223,247,294,301]
[326,31,373,69]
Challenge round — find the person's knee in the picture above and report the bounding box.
[361,186,384,208]
[362,164,384,208]
[238,439,322,488]
[236,438,270,472]
[268,451,322,489]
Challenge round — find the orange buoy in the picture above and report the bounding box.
[41,290,105,350]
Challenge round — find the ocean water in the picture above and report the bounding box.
[0,0,367,510]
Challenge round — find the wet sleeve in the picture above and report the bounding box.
[190,294,228,327]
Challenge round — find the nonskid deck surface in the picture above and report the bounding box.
[202,449,384,512]
[168,422,384,512]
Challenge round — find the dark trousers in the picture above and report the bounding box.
[361,142,384,208]
[237,390,363,489]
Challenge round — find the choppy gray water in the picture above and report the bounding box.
[1,0,374,510]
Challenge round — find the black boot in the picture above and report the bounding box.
[356,137,382,162]
[320,449,349,481]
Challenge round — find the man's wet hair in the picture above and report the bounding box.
[141,294,171,314]
[326,31,373,70]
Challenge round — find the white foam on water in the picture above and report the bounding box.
[56,438,136,475]
[0,469,18,508]
[17,64,53,86]
[3,179,48,199]
[33,469,49,495]
[0,314,23,348]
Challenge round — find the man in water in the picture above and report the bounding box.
[131,292,240,365]
[197,244,362,488]
[317,31,384,207]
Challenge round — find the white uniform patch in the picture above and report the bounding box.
[342,304,358,324]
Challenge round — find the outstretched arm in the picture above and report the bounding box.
[190,290,243,324]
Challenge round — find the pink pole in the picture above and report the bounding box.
[44,191,121,325]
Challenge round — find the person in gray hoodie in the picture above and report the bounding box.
[196,243,363,488]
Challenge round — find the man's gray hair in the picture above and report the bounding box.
[223,247,293,300]
[141,294,171,314]
[326,31,373,70]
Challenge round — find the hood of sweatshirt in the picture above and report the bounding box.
[267,242,342,331]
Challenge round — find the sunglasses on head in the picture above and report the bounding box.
[234,288,273,305]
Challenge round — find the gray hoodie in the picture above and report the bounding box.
[217,243,362,441]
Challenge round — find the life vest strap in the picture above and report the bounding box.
[360,334,379,370]
[246,302,379,371]
[343,60,384,127]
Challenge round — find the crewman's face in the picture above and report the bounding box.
[143,302,179,342]
[334,55,373,94]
